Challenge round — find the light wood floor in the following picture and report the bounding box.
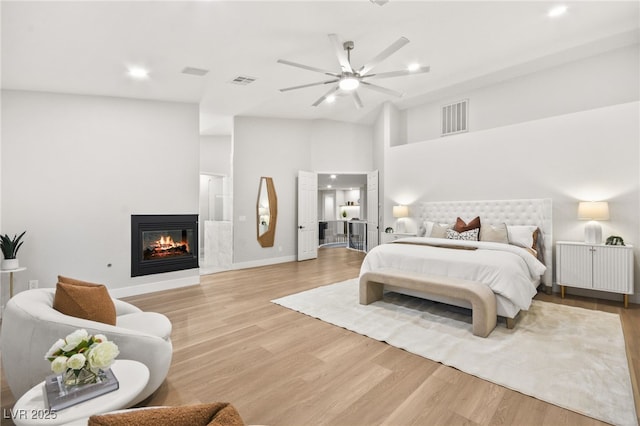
[2,247,639,425]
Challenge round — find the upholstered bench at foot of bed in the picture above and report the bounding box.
[359,269,497,338]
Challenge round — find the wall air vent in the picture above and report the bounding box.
[441,99,468,136]
[229,75,257,85]
[181,67,209,76]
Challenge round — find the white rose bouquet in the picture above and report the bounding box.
[45,329,119,385]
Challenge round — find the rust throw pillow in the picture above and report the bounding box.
[454,216,481,233]
[53,276,116,325]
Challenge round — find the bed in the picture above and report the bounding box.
[359,198,552,331]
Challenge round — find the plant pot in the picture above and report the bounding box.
[1,258,19,270]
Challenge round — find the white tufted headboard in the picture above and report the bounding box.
[416,198,553,289]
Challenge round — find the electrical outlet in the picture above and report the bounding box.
[29,280,39,289]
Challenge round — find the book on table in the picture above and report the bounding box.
[42,369,119,411]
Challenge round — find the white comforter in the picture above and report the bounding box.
[360,237,547,311]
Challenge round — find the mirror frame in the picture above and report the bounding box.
[257,177,278,247]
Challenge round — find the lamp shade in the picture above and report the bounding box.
[578,201,609,221]
[393,205,409,218]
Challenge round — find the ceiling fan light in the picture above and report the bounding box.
[326,94,336,103]
[339,77,360,91]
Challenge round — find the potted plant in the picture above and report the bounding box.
[1,231,26,270]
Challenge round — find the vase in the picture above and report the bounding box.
[0,258,19,270]
[63,368,101,387]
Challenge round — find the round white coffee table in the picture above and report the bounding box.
[12,360,149,426]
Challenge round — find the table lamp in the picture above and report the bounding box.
[393,205,409,234]
[578,201,609,244]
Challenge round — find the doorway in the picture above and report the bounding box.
[317,173,368,251]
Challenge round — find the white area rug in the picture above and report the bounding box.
[272,278,637,426]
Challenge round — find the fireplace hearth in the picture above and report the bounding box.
[131,214,199,277]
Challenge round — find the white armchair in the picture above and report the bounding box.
[0,288,172,405]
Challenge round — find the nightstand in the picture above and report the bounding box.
[556,241,634,308]
[380,233,415,244]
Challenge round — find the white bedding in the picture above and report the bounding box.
[359,237,546,312]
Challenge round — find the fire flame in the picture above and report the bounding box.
[153,235,189,253]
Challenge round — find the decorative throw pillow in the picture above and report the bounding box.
[479,223,509,244]
[429,223,451,238]
[54,276,116,325]
[454,216,481,233]
[446,228,479,241]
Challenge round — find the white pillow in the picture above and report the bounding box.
[423,221,434,237]
[507,225,539,250]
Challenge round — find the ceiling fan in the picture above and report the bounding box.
[277,34,430,109]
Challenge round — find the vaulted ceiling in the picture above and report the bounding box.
[2,1,638,135]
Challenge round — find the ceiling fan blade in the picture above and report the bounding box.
[312,86,340,107]
[352,91,364,109]
[277,59,340,77]
[363,66,430,80]
[358,37,410,76]
[328,33,353,73]
[280,79,339,92]
[360,81,404,98]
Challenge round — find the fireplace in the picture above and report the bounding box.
[131,214,199,277]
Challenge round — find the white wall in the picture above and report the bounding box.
[403,45,639,143]
[232,116,372,266]
[1,90,200,296]
[309,120,373,172]
[200,135,231,175]
[384,101,640,302]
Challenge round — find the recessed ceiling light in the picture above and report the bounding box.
[330,174,337,179]
[327,185,332,189]
[326,95,336,103]
[407,63,420,72]
[127,67,149,79]
[548,5,568,18]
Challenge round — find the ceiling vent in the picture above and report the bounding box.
[441,99,468,136]
[181,67,209,76]
[229,75,257,86]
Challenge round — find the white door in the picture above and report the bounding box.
[366,170,379,251]
[298,170,318,261]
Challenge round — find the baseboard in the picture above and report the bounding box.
[232,255,297,270]
[109,275,200,298]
